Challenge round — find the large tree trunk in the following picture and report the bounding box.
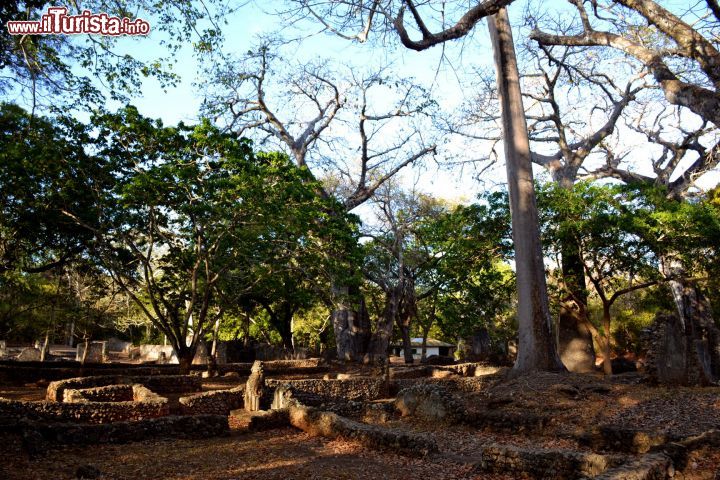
[176,344,195,375]
[661,254,720,384]
[558,234,596,372]
[331,284,370,361]
[488,8,565,375]
[364,286,399,364]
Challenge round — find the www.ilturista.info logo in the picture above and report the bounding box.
[6,6,150,36]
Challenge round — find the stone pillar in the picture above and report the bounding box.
[244,360,265,412]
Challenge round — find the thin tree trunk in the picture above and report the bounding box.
[602,303,613,376]
[209,317,221,376]
[40,330,50,362]
[421,332,428,362]
[488,7,565,375]
[81,339,90,365]
[66,320,75,347]
[400,323,413,364]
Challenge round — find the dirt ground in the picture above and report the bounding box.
[1,370,719,479]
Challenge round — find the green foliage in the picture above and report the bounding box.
[539,181,661,295]
[618,184,720,277]
[362,189,515,347]
[82,106,359,356]
[291,303,332,352]
[0,103,100,274]
[424,192,515,342]
[538,181,720,358]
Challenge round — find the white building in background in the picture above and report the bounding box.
[391,337,456,360]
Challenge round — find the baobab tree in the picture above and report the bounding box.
[285,0,565,374]
[532,0,720,383]
[446,36,649,371]
[530,0,720,132]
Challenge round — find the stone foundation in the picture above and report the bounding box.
[0,358,327,385]
[266,378,387,403]
[393,376,498,395]
[47,375,202,402]
[580,426,674,454]
[288,404,437,456]
[18,414,229,453]
[179,387,244,416]
[592,454,671,480]
[246,409,291,431]
[0,394,169,424]
[475,443,620,479]
[395,384,465,424]
[63,384,134,403]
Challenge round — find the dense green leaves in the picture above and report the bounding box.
[81,106,358,363]
[0,103,101,274]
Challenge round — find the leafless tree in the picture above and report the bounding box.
[530,0,720,128]
[201,39,437,360]
[362,182,444,364]
[520,39,650,371]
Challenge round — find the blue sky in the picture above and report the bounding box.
[9,1,719,201]
[95,1,500,206]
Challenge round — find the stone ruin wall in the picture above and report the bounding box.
[21,414,230,452]
[0,358,327,384]
[178,387,245,416]
[63,384,135,403]
[46,374,202,402]
[0,395,169,424]
[265,378,387,403]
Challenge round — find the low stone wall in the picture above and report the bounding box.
[0,362,184,384]
[475,443,620,479]
[580,426,675,454]
[434,362,504,377]
[266,378,387,403]
[179,386,244,416]
[0,358,328,384]
[288,404,437,456]
[395,384,466,424]
[0,395,169,424]
[63,384,134,403]
[216,358,327,376]
[264,375,495,406]
[393,376,497,395]
[390,363,502,380]
[246,409,291,432]
[47,375,202,402]
[19,415,229,453]
[592,454,671,480]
